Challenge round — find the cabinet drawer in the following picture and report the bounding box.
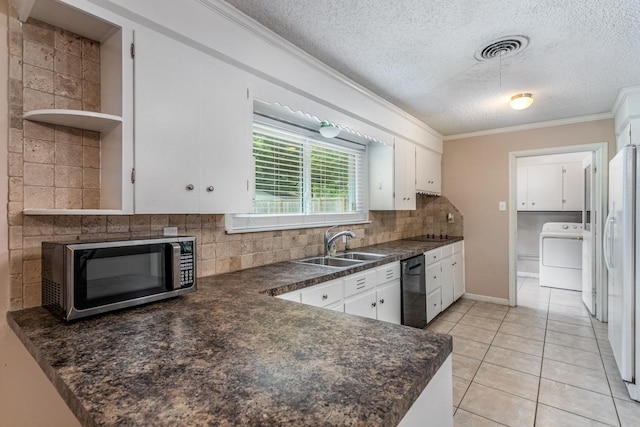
[344,270,377,297]
[426,262,442,293]
[426,288,442,323]
[425,248,442,264]
[376,262,401,284]
[301,279,343,307]
[453,241,464,254]
[441,243,455,258]
[276,291,301,302]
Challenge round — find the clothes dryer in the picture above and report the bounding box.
[539,222,583,290]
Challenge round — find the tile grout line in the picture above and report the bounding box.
[532,280,551,427]
[591,314,623,426]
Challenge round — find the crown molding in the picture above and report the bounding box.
[444,113,613,141]
[196,0,443,141]
[611,85,640,117]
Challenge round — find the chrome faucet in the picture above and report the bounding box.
[324,225,356,256]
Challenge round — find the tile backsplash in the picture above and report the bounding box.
[6,10,463,310]
[8,196,463,310]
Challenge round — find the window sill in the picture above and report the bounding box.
[224,213,370,234]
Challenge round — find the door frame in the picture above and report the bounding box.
[508,142,609,321]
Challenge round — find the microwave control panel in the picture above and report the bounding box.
[179,241,195,287]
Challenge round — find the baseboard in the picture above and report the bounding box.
[462,293,510,306]
[517,272,539,278]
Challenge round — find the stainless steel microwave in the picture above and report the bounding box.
[41,236,196,321]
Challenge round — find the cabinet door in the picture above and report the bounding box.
[516,166,528,211]
[394,138,416,210]
[426,288,442,323]
[562,162,583,211]
[199,56,253,213]
[376,280,401,324]
[134,27,200,213]
[415,145,441,194]
[344,289,377,320]
[426,262,442,294]
[526,164,563,210]
[452,252,465,301]
[441,255,454,310]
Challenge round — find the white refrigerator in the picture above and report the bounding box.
[605,144,639,400]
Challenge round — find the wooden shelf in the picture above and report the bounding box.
[23,209,129,216]
[24,109,122,132]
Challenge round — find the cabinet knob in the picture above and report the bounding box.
[380,298,385,304]
[186,184,194,191]
[433,276,437,279]
[521,202,525,205]
[371,302,377,308]
[322,294,328,300]
[532,202,536,206]
[207,186,215,192]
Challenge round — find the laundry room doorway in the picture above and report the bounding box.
[508,142,608,322]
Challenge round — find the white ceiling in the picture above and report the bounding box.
[222,0,640,136]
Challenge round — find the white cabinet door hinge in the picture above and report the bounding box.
[131,168,136,184]
[130,43,135,58]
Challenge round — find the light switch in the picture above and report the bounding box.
[498,201,507,211]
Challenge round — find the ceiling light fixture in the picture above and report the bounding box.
[319,121,340,138]
[510,93,533,110]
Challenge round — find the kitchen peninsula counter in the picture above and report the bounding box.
[7,238,459,426]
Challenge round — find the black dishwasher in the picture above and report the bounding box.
[401,254,426,328]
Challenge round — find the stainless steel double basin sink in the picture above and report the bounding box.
[295,252,386,268]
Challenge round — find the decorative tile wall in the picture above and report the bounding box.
[6,8,464,311]
[11,17,101,211]
[8,195,463,311]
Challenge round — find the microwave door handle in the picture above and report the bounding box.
[169,242,182,290]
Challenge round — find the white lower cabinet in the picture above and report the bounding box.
[452,251,465,301]
[425,242,465,324]
[376,281,401,324]
[426,288,442,324]
[398,355,453,427]
[344,289,378,320]
[277,262,401,325]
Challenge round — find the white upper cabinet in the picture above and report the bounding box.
[518,164,563,211]
[415,145,442,195]
[517,162,583,212]
[133,27,253,214]
[369,138,416,210]
[395,138,417,210]
[562,162,583,211]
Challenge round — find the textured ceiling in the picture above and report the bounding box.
[222,0,640,136]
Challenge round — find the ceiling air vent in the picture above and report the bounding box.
[474,36,529,61]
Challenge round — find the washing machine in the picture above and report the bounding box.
[539,222,583,290]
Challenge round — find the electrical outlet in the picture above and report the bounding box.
[163,227,178,236]
[499,201,507,211]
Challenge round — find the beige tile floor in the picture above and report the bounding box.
[427,276,640,426]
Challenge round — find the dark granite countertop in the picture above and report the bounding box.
[7,237,460,426]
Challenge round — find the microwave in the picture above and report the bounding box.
[41,236,196,321]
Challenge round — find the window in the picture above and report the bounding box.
[226,121,368,232]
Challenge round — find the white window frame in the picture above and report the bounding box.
[225,118,369,233]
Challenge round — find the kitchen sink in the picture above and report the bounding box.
[334,252,387,261]
[295,256,365,268]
